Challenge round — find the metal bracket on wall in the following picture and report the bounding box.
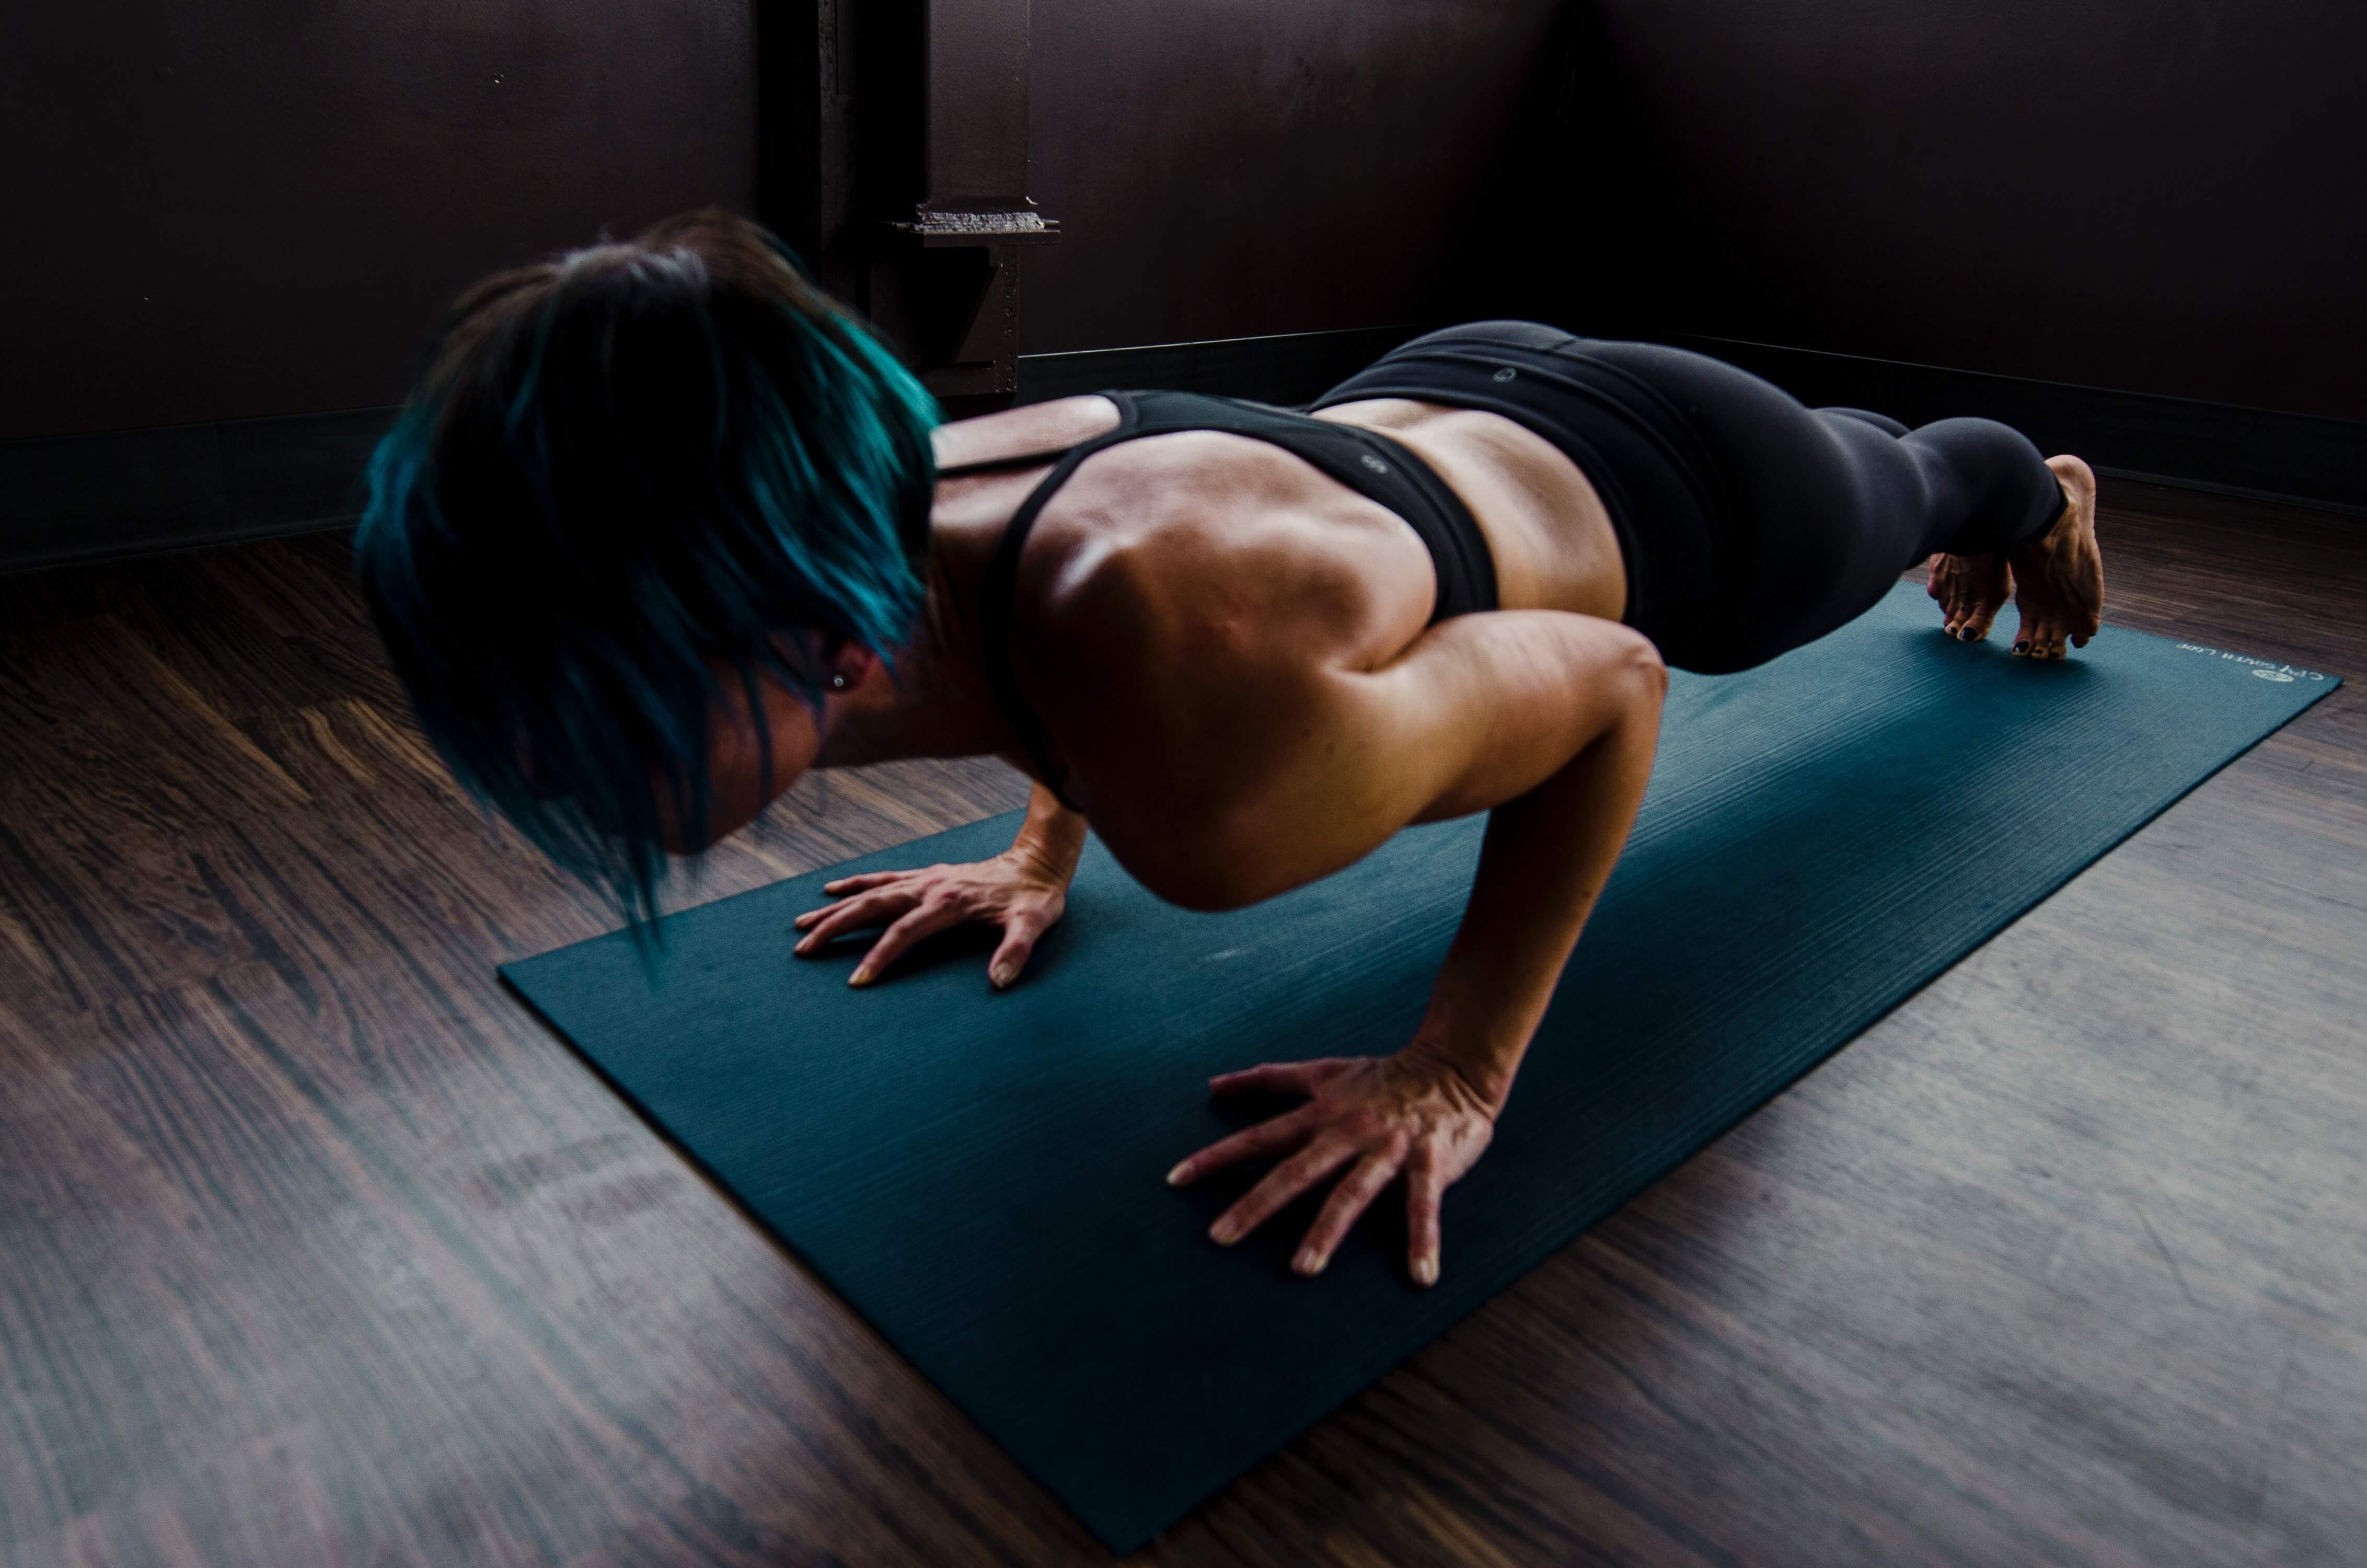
[759,0,1057,417]
[875,209,1061,408]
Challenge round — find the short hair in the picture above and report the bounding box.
[354,207,938,926]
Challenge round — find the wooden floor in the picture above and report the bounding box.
[2,479,2361,1568]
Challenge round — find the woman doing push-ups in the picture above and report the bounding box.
[356,210,2105,1287]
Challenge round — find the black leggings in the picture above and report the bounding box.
[1312,322,2066,673]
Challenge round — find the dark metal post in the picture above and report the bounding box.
[759,0,1056,416]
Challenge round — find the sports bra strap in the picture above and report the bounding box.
[973,395,1147,805]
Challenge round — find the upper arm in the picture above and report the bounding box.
[1068,603,1668,909]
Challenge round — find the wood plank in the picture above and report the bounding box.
[0,476,2360,1566]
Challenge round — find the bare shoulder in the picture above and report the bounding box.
[931,396,1119,473]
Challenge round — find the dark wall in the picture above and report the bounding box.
[1022,0,1563,354]
[19,1,2350,452]
[1,1,754,443]
[1487,0,2367,421]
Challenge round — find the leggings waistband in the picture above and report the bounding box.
[1311,324,1740,652]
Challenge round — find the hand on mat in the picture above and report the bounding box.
[1167,1049,1498,1287]
[792,849,1067,989]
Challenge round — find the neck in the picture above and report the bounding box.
[813,510,1018,768]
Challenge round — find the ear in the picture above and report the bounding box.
[823,641,883,698]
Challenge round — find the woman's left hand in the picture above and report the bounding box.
[1165,1048,1500,1287]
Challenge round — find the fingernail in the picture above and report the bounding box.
[1209,1220,1236,1246]
[848,969,871,987]
[1167,1161,1192,1187]
[2013,641,2029,654]
[1294,1247,1324,1275]
[1959,627,1979,641]
[1414,1253,1439,1286]
[989,964,1012,988]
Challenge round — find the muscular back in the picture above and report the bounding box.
[930,397,1653,910]
[1016,431,1435,785]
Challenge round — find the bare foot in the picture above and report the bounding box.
[1928,548,2013,642]
[2007,455,2106,660]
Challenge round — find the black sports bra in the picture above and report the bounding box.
[938,389,1500,807]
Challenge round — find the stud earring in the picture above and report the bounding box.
[830,673,848,691]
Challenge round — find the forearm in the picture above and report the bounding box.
[1410,673,1662,1110]
[1005,782,1088,883]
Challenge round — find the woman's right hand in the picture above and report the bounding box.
[792,847,1070,989]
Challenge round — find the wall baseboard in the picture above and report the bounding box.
[11,327,2354,576]
[1,327,1408,575]
[1673,335,2367,516]
[1,407,394,574]
[1033,324,2367,517]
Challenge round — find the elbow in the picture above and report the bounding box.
[659,821,721,858]
[1128,849,1272,914]
[1162,875,1270,916]
[654,777,759,858]
[1596,625,1667,724]
[666,788,773,856]
[1109,813,1295,914]
[1622,629,1669,707]
[655,809,720,859]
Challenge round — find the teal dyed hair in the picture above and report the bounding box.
[353,208,940,926]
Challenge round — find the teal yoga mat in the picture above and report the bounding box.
[502,585,2337,1551]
